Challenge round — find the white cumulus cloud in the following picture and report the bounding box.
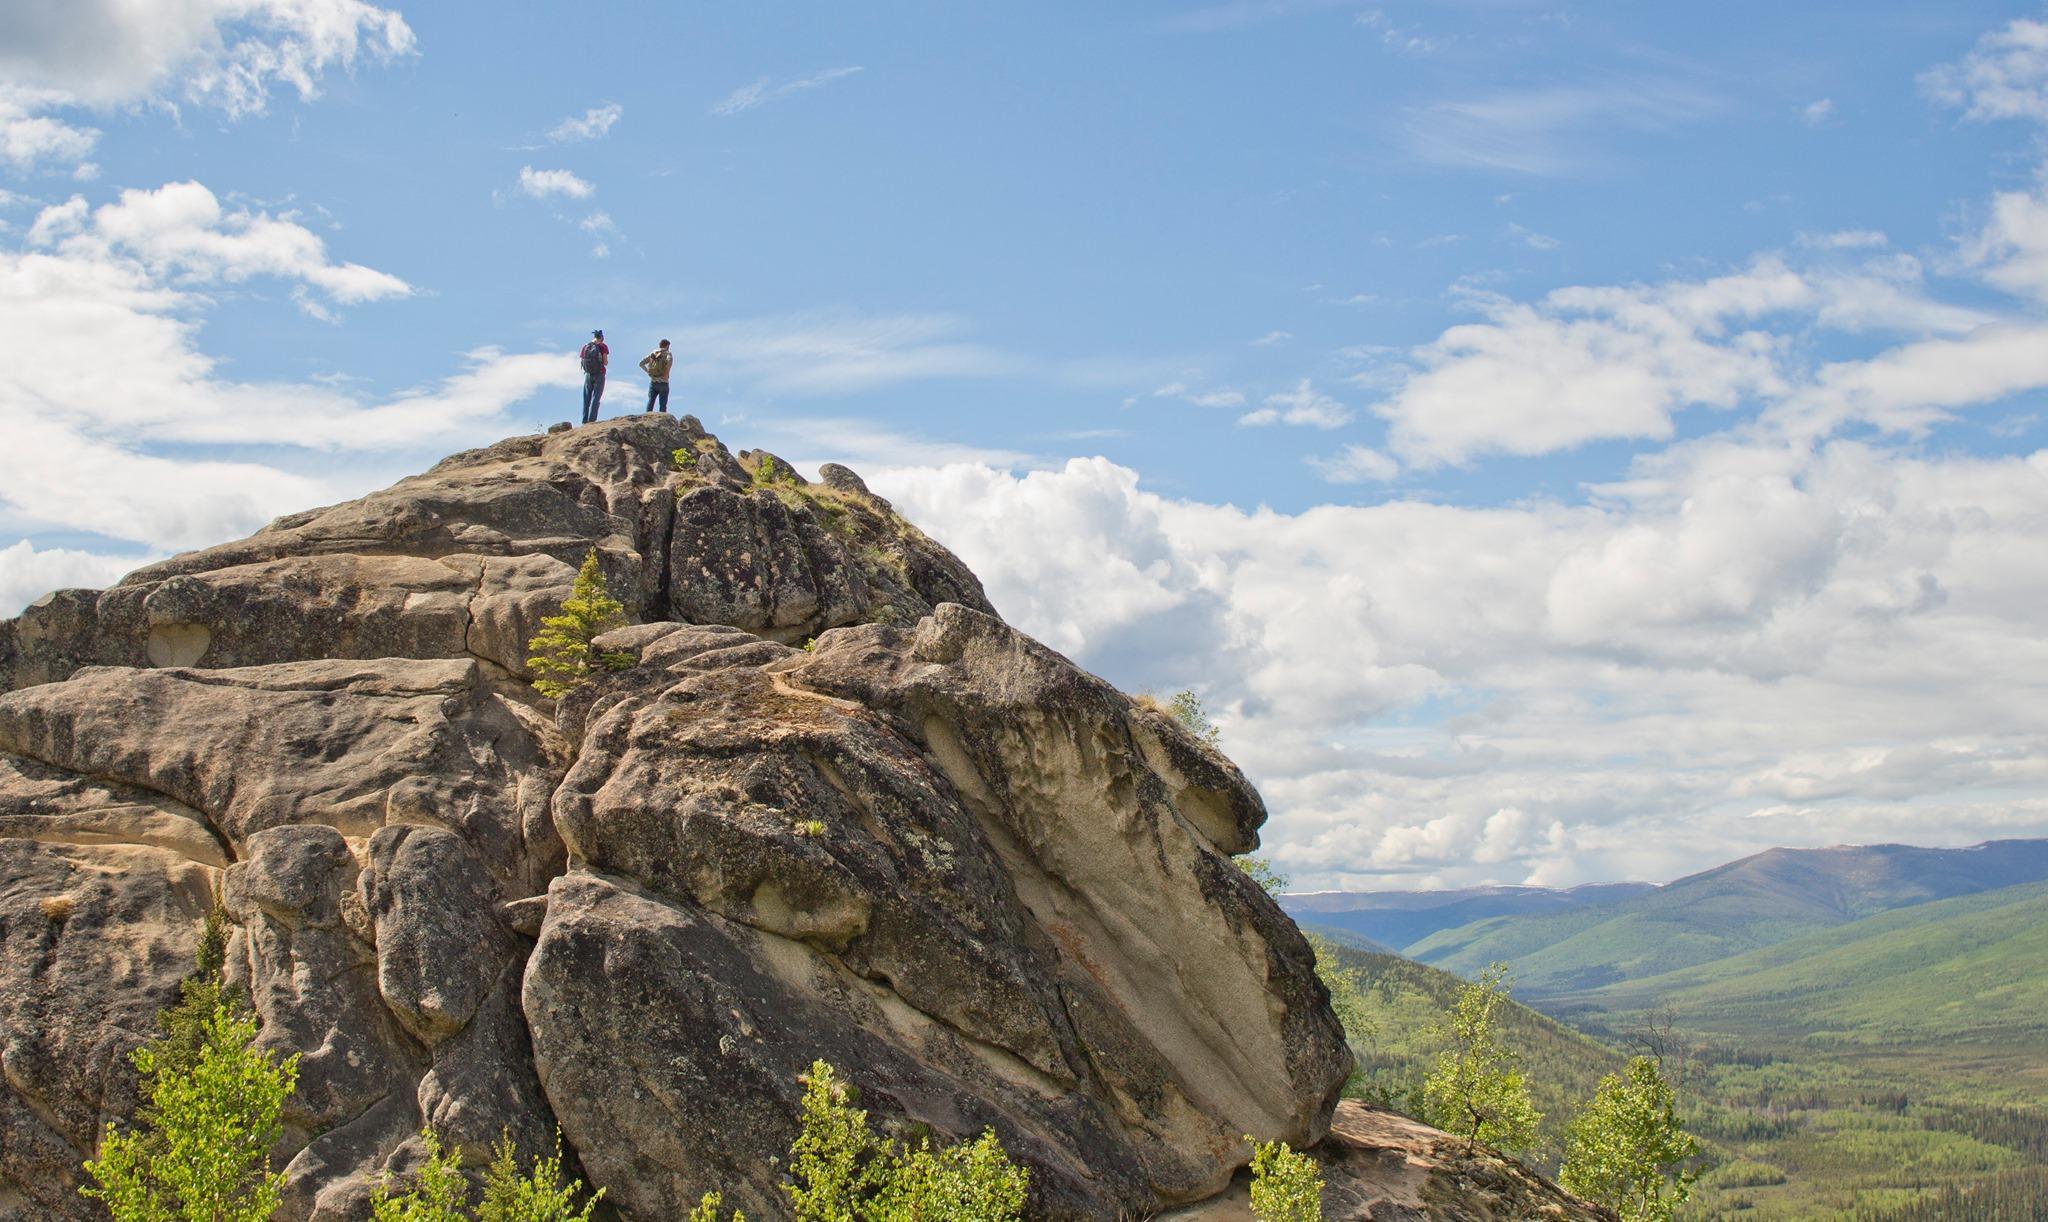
[1922,16,2048,123]
[516,167,595,201]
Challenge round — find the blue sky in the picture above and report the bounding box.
[6,1,2048,889]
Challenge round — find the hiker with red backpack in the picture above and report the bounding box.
[579,329,609,424]
[639,339,674,413]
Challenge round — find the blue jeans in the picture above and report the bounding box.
[645,380,670,413]
[581,372,606,423]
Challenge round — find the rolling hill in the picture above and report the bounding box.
[1314,939,1625,1170]
[1401,839,2048,996]
[1282,881,1653,951]
[1556,878,2048,1046]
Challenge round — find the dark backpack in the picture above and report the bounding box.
[580,341,604,375]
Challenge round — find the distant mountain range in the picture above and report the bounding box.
[1283,838,2048,998]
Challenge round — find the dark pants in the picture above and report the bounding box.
[645,380,670,413]
[581,372,606,423]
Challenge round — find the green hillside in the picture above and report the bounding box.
[1406,840,2048,996]
[1319,940,1625,1170]
[1527,880,2048,1218]
[1283,881,1654,950]
[1564,880,2048,1046]
[1299,922,1395,956]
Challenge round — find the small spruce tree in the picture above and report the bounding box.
[1558,1057,1700,1222]
[1420,962,1541,1155]
[1246,1135,1324,1222]
[526,549,634,699]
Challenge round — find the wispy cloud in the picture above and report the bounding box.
[1401,79,1722,176]
[1309,443,1399,483]
[1506,222,1560,250]
[1152,381,1247,408]
[1251,330,1294,347]
[712,67,864,117]
[1239,379,1353,428]
[1799,229,1887,250]
[1355,8,1439,56]
[1801,97,1838,128]
[517,166,594,201]
[670,312,1019,395]
[547,103,623,143]
[1163,0,1360,34]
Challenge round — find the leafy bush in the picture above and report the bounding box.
[783,1059,1028,1221]
[1421,962,1542,1154]
[1304,933,1376,1045]
[1235,855,1289,894]
[1165,688,1221,744]
[1558,1056,1700,1221]
[526,549,634,699]
[82,984,300,1220]
[370,1127,603,1221]
[370,1128,468,1222]
[1246,1135,1324,1221]
[82,900,301,1222]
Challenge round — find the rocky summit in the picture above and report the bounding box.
[0,415,1596,1220]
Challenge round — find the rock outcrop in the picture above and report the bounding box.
[0,416,1355,1219]
[1166,1101,1614,1220]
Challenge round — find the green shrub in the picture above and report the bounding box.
[371,1127,603,1222]
[82,900,301,1222]
[370,1128,469,1222]
[784,1059,1028,1221]
[1235,855,1289,895]
[1165,688,1221,744]
[1246,1135,1324,1221]
[526,549,634,699]
[478,1130,603,1221]
[82,1003,300,1222]
[1421,962,1542,1154]
[1305,933,1376,1045]
[1558,1057,1700,1221]
[691,1189,745,1220]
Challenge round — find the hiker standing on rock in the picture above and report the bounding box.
[640,339,674,414]
[579,329,609,424]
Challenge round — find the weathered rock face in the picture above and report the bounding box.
[0,416,1352,1219]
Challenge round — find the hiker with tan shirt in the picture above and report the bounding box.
[639,339,674,414]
